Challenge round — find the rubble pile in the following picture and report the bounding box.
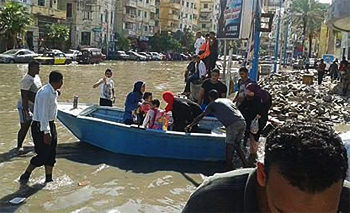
[260,72,350,125]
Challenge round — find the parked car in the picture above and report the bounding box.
[149,52,162,61]
[0,49,40,63]
[138,52,152,61]
[65,50,81,61]
[77,48,103,64]
[34,49,72,65]
[127,51,147,61]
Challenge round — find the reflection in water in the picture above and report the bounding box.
[0,62,225,212]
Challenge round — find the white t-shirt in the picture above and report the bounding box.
[194,36,205,55]
[17,74,42,106]
[97,78,115,100]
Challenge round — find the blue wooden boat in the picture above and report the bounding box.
[57,103,226,161]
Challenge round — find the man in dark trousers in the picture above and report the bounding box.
[317,59,326,85]
[186,90,247,170]
[17,60,42,150]
[19,71,63,183]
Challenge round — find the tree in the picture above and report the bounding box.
[44,24,69,50]
[117,33,130,51]
[289,0,326,57]
[0,1,32,49]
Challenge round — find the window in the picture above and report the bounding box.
[81,32,91,45]
[204,4,208,8]
[182,0,184,6]
[101,14,103,23]
[191,3,193,8]
[83,6,92,20]
[138,10,141,16]
[111,12,113,24]
[144,26,148,32]
[202,24,206,28]
[38,0,45,6]
[186,2,189,7]
[49,0,53,8]
[146,0,149,3]
[105,12,108,22]
[144,11,147,18]
[66,3,72,18]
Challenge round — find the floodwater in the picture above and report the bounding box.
[0,61,226,212]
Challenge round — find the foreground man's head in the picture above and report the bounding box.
[257,121,348,212]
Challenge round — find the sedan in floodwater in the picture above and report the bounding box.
[34,50,72,65]
[0,49,40,63]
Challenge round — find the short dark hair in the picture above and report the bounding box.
[105,69,112,74]
[264,120,348,194]
[211,68,220,75]
[151,99,160,107]
[205,33,210,38]
[208,89,219,100]
[143,92,152,100]
[28,60,39,70]
[209,31,215,36]
[49,71,63,83]
[239,67,249,73]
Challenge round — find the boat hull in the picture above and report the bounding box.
[57,104,226,161]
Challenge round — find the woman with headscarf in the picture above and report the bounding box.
[162,91,202,132]
[123,81,146,125]
[238,83,272,166]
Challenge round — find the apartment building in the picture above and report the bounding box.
[115,0,159,39]
[178,0,200,32]
[159,0,181,33]
[0,0,66,52]
[58,0,116,50]
[198,0,220,34]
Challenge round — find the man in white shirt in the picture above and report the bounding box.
[20,71,63,183]
[194,32,205,55]
[17,60,42,150]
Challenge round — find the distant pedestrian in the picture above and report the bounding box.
[19,71,63,183]
[93,69,115,106]
[340,57,348,82]
[317,59,326,85]
[17,60,42,150]
[329,59,339,81]
[194,32,205,55]
[209,32,219,72]
[342,64,350,96]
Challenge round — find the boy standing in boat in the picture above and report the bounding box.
[93,69,115,106]
[185,89,247,170]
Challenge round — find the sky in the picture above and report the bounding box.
[317,0,332,4]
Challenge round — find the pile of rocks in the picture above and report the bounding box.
[260,71,350,125]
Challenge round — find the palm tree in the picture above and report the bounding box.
[44,24,69,50]
[289,0,326,57]
[0,1,32,49]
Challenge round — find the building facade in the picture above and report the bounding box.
[159,0,181,33]
[115,0,159,40]
[58,0,116,51]
[0,0,66,52]
[178,0,200,32]
[198,0,219,34]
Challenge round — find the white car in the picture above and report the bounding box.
[65,50,81,61]
[149,52,162,61]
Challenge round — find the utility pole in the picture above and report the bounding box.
[273,0,282,73]
[250,0,261,81]
[283,14,289,65]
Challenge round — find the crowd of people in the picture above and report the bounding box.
[328,57,350,96]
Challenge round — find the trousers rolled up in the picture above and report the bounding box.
[30,121,57,167]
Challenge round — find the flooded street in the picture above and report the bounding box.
[0,61,225,212]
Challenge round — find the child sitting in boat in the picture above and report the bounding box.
[142,99,165,130]
[133,92,152,125]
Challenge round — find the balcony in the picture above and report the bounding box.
[200,8,212,13]
[31,5,66,19]
[170,3,181,10]
[149,20,156,26]
[150,5,156,13]
[169,14,179,21]
[326,0,350,32]
[124,14,137,22]
[125,0,137,8]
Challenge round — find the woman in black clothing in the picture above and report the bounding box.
[163,91,202,132]
[238,83,272,165]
